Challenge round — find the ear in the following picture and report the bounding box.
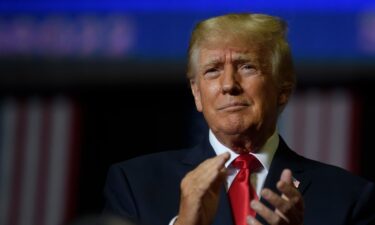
[278,85,292,106]
[190,79,203,112]
[278,91,288,106]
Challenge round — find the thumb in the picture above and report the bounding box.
[280,169,293,185]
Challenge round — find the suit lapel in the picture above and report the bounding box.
[256,136,312,223]
[181,136,216,165]
[181,136,235,225]
[212,186,235,225]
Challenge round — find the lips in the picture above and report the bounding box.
[217,102,250,111]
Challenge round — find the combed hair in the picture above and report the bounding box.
[187,13,295,91]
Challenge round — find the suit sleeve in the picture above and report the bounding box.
[103,164,139,221]
[352,181,375,225]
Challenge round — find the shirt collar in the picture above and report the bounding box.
[208,129,279,172]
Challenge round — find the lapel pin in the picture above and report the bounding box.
[292,177,300,189]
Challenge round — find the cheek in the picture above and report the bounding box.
[200,82,220,108]
[246,79,278,111]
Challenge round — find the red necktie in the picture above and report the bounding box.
[228,154,262,225]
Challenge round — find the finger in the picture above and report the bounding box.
[261,188,302,224]
[205,153,230,188]
[200,152,230,178]
[277,181,303,208]
[261,189,291,215]
[210,167,228,191]
[276,182,304,224]
[197,152,230,172]
[190,152,228,180]
[278,169,301,203]
[280,169,293,185]
[251,200,285,225]
[277,181,298,198]
[182,153,230,192]
[213,153,230,173]
[188,169,223,192]
[215,152,230,166]
[247,216,262,225]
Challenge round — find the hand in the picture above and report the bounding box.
[175,152,230,225]
[247,169,304,225]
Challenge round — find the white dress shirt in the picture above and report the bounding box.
[170,130,279,224]
[209,129,279,195]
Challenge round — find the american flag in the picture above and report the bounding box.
[278,88,359,172]
[0,88,359,225]
[0,96,80,225]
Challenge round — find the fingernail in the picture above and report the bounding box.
[250,200,259,210]
[247,216,255,224]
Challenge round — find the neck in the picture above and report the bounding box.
[213,127,275,154]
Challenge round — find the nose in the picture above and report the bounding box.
[221,65,242,95]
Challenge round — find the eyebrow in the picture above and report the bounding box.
[231,55,255,62]
[203,56,255,67]
[204,57,223,65]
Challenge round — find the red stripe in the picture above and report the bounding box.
[63,99,81,225]
[318,91,332,164]
[8,99,28,225]
[34,99,52,225]
[349,93,361,174]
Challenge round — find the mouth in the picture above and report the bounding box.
[217,102,250,112]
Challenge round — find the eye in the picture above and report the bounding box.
[240,64,257,75]
[203,67,220,78]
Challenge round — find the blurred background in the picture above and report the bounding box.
[1,1,375,225]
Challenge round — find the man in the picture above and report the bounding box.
[103,13,375,225]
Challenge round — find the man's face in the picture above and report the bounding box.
[190,39,286,147]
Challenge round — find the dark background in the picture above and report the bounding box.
[1,1,375,224]
[2,60,375,217]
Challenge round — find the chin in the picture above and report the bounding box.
[217,123,250,136]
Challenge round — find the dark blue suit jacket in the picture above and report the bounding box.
[103,137,375,225]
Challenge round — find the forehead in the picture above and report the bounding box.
[197,41,263,65]
[199,48,256,61]
[199,35,265,57]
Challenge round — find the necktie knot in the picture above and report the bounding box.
[231,154,261,172]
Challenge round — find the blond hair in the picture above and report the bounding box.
[187,13,295,91]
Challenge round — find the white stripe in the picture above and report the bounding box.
[19,98,43,225]
[0,98,18,225]
[43,97,72,225]
[328,90,351,170]
[303,90,322,161]
[278,95,297,151]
